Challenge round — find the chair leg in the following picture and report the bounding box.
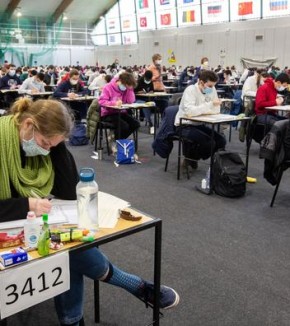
[94,124,99,152]
[270,167,284,207]
[164,155,170,172]
[104,128,111,155]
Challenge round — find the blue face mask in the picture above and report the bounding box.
[22,129,50,157]
[203,87,213,95]
[118,84,127,91]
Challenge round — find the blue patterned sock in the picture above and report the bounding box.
[103,263,145,296]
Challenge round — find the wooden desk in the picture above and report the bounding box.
[0,208,162,326]
[178,114,250,193]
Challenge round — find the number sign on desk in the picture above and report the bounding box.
[0,252,69,319]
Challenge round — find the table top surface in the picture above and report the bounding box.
[61,96,96,101]
[136,92,171,97]
[106,102,156,109]
[0,208,158,268]
[182,113,250,124]
[265,105,290,111]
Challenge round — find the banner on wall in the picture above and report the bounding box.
[240,57,277,68]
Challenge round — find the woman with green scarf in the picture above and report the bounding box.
[0,98,179,325]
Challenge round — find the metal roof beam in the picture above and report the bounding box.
[51,0,74,23]
[3,0,21,20]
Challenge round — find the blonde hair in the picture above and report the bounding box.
[10,98,74,138]
[152,53,162,62]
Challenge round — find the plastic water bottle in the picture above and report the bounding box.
[24,211,40,248]
[206,167,211,189]
[77,167,99,230]
[37,214,50,256]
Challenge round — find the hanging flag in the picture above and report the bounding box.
[160,13,171,25]
[208,5,222,15]
[238,2,253,15]
[182,10,195,23]
[108,20,115,30]
[123,19,131,29]
[140,16,147,27]
[139,0,149,9]
[270,0,288,11]
[183,0,194,3]
[109,35,115,43]
[160,0,170,4]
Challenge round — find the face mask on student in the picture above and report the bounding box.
[9,70,16,77]
[155,60,162,65]
[276,86,285,92]
[70,79,78,85]
[118,84,127,91]
[144,79,151,84]
[203,87,213,95]
[22,129,50,157]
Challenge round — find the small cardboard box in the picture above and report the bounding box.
[0,248,28,267]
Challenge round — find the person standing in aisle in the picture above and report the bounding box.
[147,53,169,116]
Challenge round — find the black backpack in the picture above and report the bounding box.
[69,122,89,146]
[212,150,246,198]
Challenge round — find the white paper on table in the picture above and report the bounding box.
[0,192,130,231]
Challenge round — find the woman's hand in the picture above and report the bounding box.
[29,198,52,216]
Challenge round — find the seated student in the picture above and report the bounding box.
[53,69,88,120]
[135,70,155,129]
[0,64,22,107]
[18,72,45,94]
[241,69,269,99]
[255,73,290,136]
[0,97,179,326]
[98,72,140,144]
[178,66,195,92]
[175,70,226,170]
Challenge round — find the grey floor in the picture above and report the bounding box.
[6,124,290,326]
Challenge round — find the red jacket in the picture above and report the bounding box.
[255,78,277,115]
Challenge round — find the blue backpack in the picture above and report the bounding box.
[69,122,89,146]
[116,139,135,164]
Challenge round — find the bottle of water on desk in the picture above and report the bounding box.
[206,167,211,189]
[77,167,99,230]
[24,211,40,249]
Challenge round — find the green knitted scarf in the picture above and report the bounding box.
[0,115,54,200]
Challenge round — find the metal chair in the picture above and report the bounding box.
[270,160,290,207]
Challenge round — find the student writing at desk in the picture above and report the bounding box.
[135,70,155,130]
[254,73,290,141]
[98,72,140,151]
[175,70,226,171]
[0,98,179,326]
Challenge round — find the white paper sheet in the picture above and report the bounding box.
[0,192,130,230]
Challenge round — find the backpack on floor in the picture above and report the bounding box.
[212,150,246,198]
[69,122,89,146]
[116,139,135,164]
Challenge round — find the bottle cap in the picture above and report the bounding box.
[27,211,36,220]
[79,167,95,182]
[42,214,48,223]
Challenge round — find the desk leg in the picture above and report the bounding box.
[209,124,215,194]
[245,119,251,175]
[177,127,182,180]
[94,280,100,324]
[153,220,162,326]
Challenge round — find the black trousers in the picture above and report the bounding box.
[177,124,226,160]
[102,114,140,140]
